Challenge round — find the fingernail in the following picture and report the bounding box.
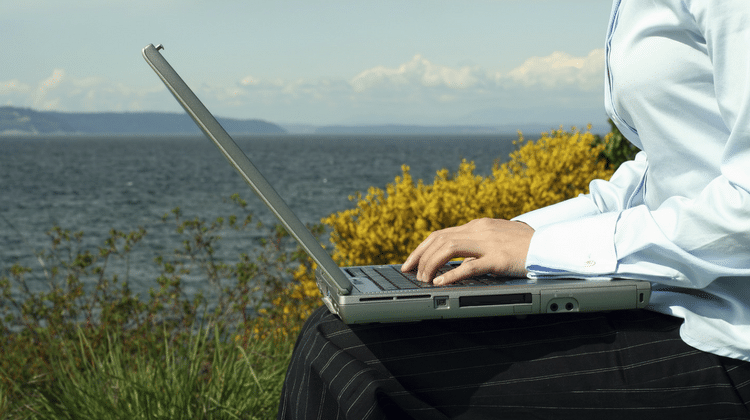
[434,276,444,285]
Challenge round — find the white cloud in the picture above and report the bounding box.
[154,50,605,124]
[71,76,105,89]
[350,54,479,92]
[40,69,64,89]
[31,69,65,109]
[501,49,604,90]
[240,75,258,86]
[348,50,603,98]
[1,69,173,113]
[0,79,30,95]
[2,49,605,126]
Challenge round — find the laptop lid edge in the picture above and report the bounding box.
[142,44,352,295]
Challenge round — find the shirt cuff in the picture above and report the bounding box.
[523,211,620,279]
[512,195,603,230]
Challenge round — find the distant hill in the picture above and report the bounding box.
[311,123,583,136]
[313,125,496,135]
[0,106,607,137]
[0,106,285,135]
[0,107,72,134]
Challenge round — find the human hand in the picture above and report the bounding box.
[400,218,534,285]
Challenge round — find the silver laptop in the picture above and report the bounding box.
[142,43,651,324]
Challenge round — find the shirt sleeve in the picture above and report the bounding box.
[512,154,648,281]
[513,0,750,288]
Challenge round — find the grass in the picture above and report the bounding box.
[0,128,631,418]
[0,199,314,419]
[1,323,297,419]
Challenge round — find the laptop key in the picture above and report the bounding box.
[374,267,422,290]
[457,279,484,286]
[361,267,399,290]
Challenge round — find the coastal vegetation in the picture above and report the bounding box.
[324,126,615,266]
[0,124,633,419]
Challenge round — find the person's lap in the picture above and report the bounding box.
[279,306,750,420]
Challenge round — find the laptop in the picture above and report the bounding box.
[142,43,651,324]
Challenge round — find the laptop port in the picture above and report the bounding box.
[546,297,579,313]
[434,296,449,309]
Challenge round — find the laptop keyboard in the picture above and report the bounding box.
[346,265,505,290]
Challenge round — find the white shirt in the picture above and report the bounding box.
[514,0,750,361]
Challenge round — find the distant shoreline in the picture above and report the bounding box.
[0,106,285,136]
[0,106,609,137]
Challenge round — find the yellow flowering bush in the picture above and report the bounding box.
[323,126,614,266]
[254,259,321,339]
[500,127,615,214]
[260,126,620,327]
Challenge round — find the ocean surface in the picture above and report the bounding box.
[1,134,517,300]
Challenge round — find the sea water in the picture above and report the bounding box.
[1,134,517,299]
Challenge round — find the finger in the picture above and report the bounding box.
[401,233,436,272]
[404,223,473,275]
[418,238,480,282]
[403,227,455,274]
[416,232,457,280]
[433,258,490,285]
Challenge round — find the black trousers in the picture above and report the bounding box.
[278,306,750,420]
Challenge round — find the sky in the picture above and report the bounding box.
[1,0,614,129]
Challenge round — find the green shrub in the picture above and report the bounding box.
[0,123,633,418]
[0,196,307,419]
[592,119,641,170]
[29,326,293,420]
[322,126,615,266]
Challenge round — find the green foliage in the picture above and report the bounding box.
[6,225,147,335]
[592,119,641,170]
[323,126,614,266]
[29,326,292,419]
[0,123,633,418]
[0,195,314,419]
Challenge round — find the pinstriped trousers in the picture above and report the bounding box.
[278,306,750,419]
